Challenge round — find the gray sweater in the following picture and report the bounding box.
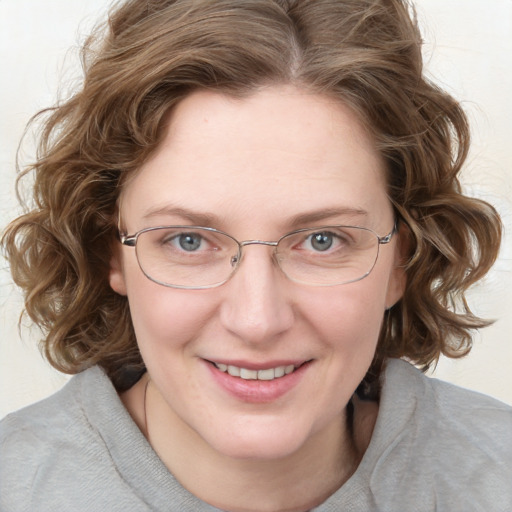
[1,358,511,512]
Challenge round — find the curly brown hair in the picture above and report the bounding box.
[2,0,501,392]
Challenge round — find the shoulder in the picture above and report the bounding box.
[0,367,215,512]
[0,367,127,511]
[383,358,512,438]
[0,366,108,445]
[366,359,512,511]
[1,366,93,435]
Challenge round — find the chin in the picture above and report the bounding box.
[214,437,307,462]
[200,416,321,461]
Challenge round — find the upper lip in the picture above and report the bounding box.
[204,358,312,370]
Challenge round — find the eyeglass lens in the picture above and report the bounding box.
[132,226,382,288]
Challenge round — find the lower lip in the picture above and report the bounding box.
[205,361,311,403]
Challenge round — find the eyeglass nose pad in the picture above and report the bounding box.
[230,255,239,267]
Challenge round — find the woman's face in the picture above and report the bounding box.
[110,86,405,460]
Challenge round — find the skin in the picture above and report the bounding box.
[111,85,406,512]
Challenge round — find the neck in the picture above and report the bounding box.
[121,375,377,512]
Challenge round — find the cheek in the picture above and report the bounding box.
[296,277,388,373]
[123,266,218,355]
[302,279,387,337]
[290,284,386,429]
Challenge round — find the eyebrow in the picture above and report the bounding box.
[142,206,219,227]
[287,207,368,227]
[142,205,368,229]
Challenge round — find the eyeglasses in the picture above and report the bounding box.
[119,223,397,289]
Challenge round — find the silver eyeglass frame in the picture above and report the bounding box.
[118,222,398,289]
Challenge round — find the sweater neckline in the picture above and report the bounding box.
[77,359,420,510]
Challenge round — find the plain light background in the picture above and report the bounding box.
[1,0,511,418]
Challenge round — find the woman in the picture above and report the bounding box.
[1,0,511,510]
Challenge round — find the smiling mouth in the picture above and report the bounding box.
[210,361,310,381]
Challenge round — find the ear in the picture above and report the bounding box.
[109,245,127,296]
[385,223,409,309]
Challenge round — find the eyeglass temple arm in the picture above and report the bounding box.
[117,208,136,246]
[120,234,136,246]
[379,220,399,245]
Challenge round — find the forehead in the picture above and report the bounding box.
[121,86,392,232]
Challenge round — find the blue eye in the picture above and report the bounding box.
[177,233,203,251]
[309,232,334,251]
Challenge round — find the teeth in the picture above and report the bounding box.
[214,363,298,381]
[257,368,275,381]
[240,368,258,380]
[227,365,240,377]
[274,366,285,378]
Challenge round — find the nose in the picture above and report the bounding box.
[219,244,294,346]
